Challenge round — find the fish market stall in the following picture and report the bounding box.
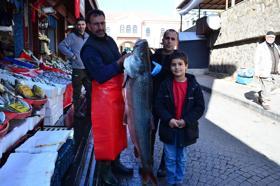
[0,128,74,186]
[0,50,75,183]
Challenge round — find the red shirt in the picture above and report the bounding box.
[173,79,188,119]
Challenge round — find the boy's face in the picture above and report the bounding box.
[170,58,188,78]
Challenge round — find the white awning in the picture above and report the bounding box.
[177,0,204,15]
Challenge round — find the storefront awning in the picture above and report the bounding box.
[177,0,244,15]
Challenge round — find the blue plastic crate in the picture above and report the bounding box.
[236,75,253,85]
[3,57,37,69]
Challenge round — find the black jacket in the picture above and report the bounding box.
[155,74,205,147]
[80,34,122,84]
[151,49,177,103]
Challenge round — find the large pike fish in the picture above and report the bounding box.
[123,39,157,185]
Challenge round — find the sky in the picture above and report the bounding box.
[98,0,183,19]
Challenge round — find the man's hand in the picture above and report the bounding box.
[169,118,179,128]
[117,53,130,67]
[70,54,77,61]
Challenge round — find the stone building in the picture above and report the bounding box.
[105,12,180,52]
[177,0,280,76]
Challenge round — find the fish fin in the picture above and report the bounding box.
[122,87,128,125]
[123,114,128,125]
[150,114,155,130]
[134,146,139,158]
[139,168,158,186]
[122,73,130,88]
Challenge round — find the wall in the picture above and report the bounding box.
[209,0,280,75]
[106,12,180,50]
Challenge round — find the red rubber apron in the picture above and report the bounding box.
[91,74,127,160]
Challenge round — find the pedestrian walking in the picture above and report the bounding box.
[155,52,205,185]
[254,31,280,110]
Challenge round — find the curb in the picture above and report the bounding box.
[201,85,280,122]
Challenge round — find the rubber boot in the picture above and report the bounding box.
[112,155,133,176]
[99,161,118,185]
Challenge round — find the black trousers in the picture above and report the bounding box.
[72,69,91,113]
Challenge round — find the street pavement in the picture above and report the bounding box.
[195,74,280,121]
[116,91,280,186]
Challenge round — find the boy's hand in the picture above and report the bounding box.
[169,119,179,128]
[177,119,186,128]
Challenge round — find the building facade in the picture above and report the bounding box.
[106,12,180,51]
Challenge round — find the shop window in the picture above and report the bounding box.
[120,25,124,33]
[133,25,137,33]
[126,25,131,33]
[146,27,150,37]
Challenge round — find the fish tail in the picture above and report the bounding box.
[149,172,158,186]
[140,168,158,185]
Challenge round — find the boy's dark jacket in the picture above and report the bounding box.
[155,73,205,147]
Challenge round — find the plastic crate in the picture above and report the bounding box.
[236,75,253,85]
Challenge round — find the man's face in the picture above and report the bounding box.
[265,34,276,44]
[76,20,86,34]
[87,15,106,37]
[162,31,178,51]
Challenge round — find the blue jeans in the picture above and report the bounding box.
[164,143,187,184]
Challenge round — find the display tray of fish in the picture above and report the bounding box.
[123,39,157,185]
[0,111,6,124]
[0,120,9,138]
[38,71,71,85]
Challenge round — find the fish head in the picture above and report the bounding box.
[124,39,151,78]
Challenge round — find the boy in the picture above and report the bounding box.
[155,52,205,185]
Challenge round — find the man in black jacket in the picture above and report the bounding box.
[151,29,179,177]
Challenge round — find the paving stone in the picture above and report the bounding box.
[239,181,254,186]
[106,92,280,186]
[268,180,280,186]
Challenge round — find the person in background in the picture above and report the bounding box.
[59,17,91,118]
[0,42,4,59]
[80,9,132,185]
[151,29,179,177]
[254,31,280,110]
[155,52,205,186]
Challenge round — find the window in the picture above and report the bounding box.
[146,27,150,37]
[120,25,124,33]
[126,25,131,33]
[106,27,110,34]
[133,25,137,33]
[160,28,165,36]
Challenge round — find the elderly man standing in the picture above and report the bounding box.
[59,17,91,118]
[254,31,280,110]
